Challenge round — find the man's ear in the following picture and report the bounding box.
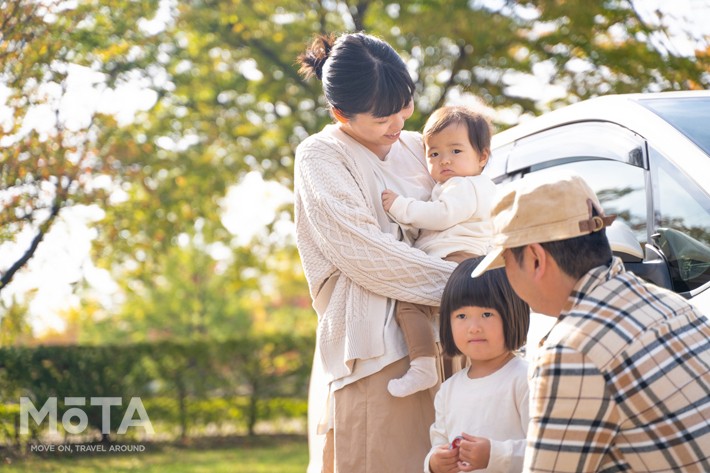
[526,243,548,280]
[331,107,348,123]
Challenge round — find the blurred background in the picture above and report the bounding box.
[0,0,708,470]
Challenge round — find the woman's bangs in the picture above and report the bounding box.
[369,71,414,118]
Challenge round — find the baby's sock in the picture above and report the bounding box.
[387,356,438,397]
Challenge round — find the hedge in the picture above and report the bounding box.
[0,334,314,445]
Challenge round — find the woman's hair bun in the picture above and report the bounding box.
[297,33,336,80]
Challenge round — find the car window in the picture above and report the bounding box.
[525,160,648,244]
[652,153,710,292]
[505,122,646,175]
[640,97,710,157]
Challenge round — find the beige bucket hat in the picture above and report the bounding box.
[472,171,616,278]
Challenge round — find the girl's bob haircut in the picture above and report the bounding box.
[440,256,530,357]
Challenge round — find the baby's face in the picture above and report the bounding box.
[425,123,488,184]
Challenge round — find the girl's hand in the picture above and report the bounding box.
[457,433,491,471]
[381,189,399,212]
[429,444,460,473]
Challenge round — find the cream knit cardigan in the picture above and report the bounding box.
[294,124,456,383]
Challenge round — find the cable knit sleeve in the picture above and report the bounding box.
[295,137,455,306]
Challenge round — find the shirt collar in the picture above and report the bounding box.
[537,256,624,348]
[562,256,625,316]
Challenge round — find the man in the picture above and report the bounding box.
[472,171,710,472]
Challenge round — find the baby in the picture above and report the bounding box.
[382,105,496,397]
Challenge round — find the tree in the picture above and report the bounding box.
[0,296,33,346]
[3,0,707,339]
[93,0,709,263]
[91,0,707,334]
[0,0,163,295]
[111,242,259,343]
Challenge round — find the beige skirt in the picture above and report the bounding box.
[319,350,465,473]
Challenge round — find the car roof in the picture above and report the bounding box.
[490,90,710,184]
[492,90,710,147]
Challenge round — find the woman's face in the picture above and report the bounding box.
[339,101,415,159]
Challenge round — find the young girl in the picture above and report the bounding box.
[426,256,531,473]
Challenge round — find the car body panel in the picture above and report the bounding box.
[484,91,710,354]
[490,91,710,188]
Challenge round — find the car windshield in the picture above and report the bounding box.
[639,97,710,157]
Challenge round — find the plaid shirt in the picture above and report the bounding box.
[525,257,710,472]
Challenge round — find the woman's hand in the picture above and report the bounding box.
[456,433,491,472]
[381,189,399,212]
[429,445,460,473]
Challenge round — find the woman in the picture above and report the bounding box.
[295,32,457,472]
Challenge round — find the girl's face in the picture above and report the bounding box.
[425,123,489,184]
[451,305,509,375]
[339,101,415,159]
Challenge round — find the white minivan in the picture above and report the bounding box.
[485,91,710,349]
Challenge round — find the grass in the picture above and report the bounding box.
[0,435,308,473]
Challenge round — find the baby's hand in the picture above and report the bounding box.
[381,189,399,212]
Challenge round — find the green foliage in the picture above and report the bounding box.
[2,0,708,342]
[139,396,307,435]
[0,296,33,346]
[520,0,707,102]
[0,0,162,293]
[0,335,314,443]
[77,240,316,344]
[92,243,257,343]
[0,344,152,436]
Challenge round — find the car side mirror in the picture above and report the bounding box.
[606,220,674,290]
[607,220,643,262]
